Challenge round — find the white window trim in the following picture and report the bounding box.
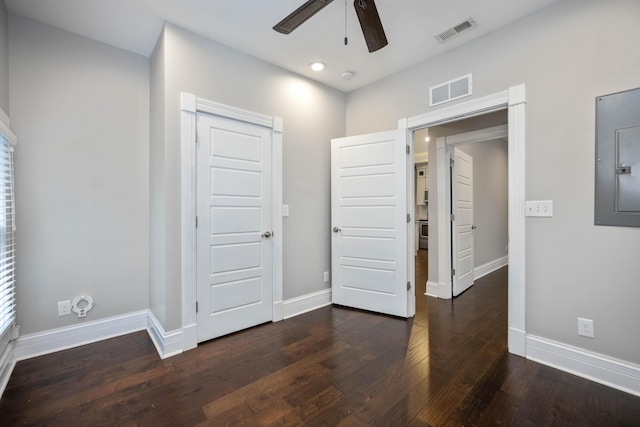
[0,110,18,397]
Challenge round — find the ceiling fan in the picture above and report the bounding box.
[273,0,388,53]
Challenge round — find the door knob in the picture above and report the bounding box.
[333,227,342,233]
[261,231,272,238]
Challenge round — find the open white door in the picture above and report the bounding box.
[451,147,475,296]
[331,130,409,318]
[196,113,273,342]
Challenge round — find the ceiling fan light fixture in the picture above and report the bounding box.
[310,61,327,71]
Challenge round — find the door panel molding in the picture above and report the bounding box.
[180,93,283,352]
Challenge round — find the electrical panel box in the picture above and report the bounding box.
[595,87,640,227]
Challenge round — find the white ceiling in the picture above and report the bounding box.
[4,0,560,92]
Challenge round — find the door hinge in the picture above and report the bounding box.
[195,216,198,228]
[407,213,411,223]
[406,145,410,155]
[450,158,455,168]
[450,213,455,222]
[407,282,411,291]
[451,268,456,276]
[196,301,198,313]
[195,131,199,144]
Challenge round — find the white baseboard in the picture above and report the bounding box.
[426,281,452,299]
[146,311,184,359]
[8,294,331,365]
[526,335,640,397]
[11,310,187,366]
[283,289,332,319]
[14,311,148,361]
[273,301,284,322]
[508,327,526,357]
[425,281,440,297]
[474,255,508,280]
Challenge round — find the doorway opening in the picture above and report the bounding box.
[412,111,509,300]
[412,111,508,303]
[403,85,527,356]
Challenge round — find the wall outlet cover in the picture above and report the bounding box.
[58,300,71,316]
[578,317,595,338]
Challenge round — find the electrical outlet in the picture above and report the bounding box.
[578,317,594,338]
[323,271,330,283]
[58,300,71,316]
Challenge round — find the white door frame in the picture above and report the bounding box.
[180,92,284,352]
[436,124,508,298]
[401,84,526,356]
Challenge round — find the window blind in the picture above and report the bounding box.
[0,133,15,342]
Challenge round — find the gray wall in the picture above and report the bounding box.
[456,140,508,268]
[9,15,150,334]
[346,0,640,364]
[149,28,166,326]
[150,24,346,330]
[0,1,8,115]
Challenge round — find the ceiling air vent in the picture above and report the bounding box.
[435,18,476,43]
[429,74,473,107]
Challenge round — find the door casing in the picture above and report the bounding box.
[403,85,527,357]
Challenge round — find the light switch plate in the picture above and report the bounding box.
[282,205,289,217]
[525,200,553,217]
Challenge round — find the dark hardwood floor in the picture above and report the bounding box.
[2,250,640,425]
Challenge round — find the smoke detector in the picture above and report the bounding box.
[435,18,477,43]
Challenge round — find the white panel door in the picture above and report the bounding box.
[452,147,475,297]
[196,113,273,343]
[331,130,409,317]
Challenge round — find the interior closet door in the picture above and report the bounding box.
[196,112,273,342]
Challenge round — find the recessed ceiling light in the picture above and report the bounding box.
[425,137,430,142]
[309,61,326,71]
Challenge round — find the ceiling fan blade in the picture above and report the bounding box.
[273,0,334,34]
[353,0,388,52]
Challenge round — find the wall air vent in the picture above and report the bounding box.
[429,74,473,107]
[435,18,476,43]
